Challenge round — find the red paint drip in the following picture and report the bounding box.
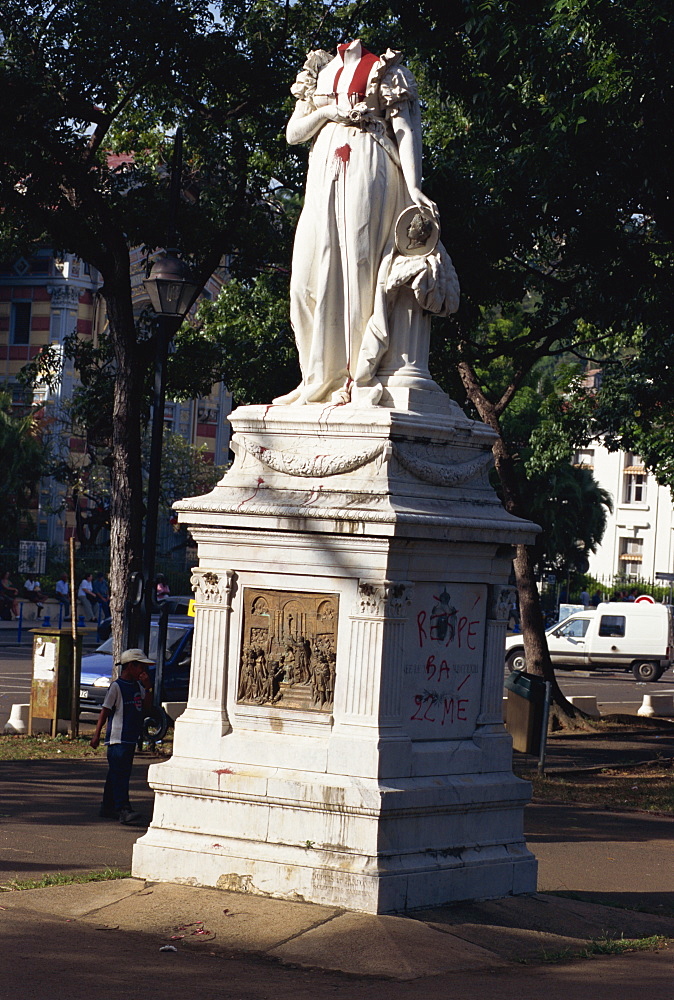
[335,143,351,165]
[318,403,342,423]
[214,767,234,775]
[236,477,264,511]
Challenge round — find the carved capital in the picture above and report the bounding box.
[355,580,413,618]
[488,585,516,621]
[190,568,235,606]
[47,284,83,309]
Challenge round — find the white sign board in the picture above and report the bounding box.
[33,638,57,681]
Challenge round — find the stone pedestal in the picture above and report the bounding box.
[132,396,538,912]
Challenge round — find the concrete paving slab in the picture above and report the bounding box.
[416,892,674,941]
[77,881,344,953]
[0,877,145,918]
[1,902,670,1000]
[416,893,674,962]
[269,910,509,979]
[432,921,595,962]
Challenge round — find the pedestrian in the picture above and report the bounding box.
[155,573,170,602]
[77,572,98,621]
[23,574,46,617]
[55,572,70,617]
[90,648,154,824]
[0,571,20,619]
[591,590,602,607]
[92,571,111,616]
[580,588,590,608]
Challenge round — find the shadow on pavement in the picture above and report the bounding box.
[0,757,158,881]
[525,802,674,844]
[0,909,671,1000]
[550,890,674,919]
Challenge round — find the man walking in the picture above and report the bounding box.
[90,648,154,824]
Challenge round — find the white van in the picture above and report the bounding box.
[505,602,674,681]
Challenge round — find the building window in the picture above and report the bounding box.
[10,301,31,344]
[618,536,643,577]
[573,448,595,469]
[10,383,31,406]
[623,453,647,504]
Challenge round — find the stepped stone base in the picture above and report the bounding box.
[133,400,539,911]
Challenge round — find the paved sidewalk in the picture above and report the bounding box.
[1,732,674,996]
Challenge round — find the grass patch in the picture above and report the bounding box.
[0,734,104,761]
[539,934,667,963]
[0,868,131,891]
[515,763,674,815]
[0,733,172,761]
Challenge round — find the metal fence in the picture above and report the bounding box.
[0,536,196,600]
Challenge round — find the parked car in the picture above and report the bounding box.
[79,616,193,726]
[505,601,674,682]
[95,595,193,642]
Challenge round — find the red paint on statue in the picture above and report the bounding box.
[334,143,351,165]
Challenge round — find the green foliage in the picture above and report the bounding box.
[3,3,672,629]
[0,392,50,543]
[66,427,224,515]
[173,270,300,406]
[398,1,673,462]
[526,463,613,574]
[141,428,225,510]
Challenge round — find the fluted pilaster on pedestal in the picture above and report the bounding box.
[476,584,514,729]
[340,581,412,730]
[176,569,235,742]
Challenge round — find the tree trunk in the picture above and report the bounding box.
[457,361,595,730]
[103,258,145,666]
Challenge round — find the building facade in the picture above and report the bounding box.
[0,248,231,546]
[576,444,674,584]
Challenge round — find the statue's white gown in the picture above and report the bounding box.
[280,46,458,406]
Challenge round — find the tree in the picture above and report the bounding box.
[0,0,351,653]
[142,429,225,514]
[170,270,300,406]
[5,2,671,717]
[0,392,49,543]
[498,364,613,578]
[372,1,673,725]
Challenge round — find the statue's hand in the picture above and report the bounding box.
[409,188,439,221]
[322,105,349,124]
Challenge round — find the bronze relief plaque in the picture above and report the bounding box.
[237,588,338,711]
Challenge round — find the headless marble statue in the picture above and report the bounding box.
[274,39,459,408]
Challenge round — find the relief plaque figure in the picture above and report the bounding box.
[238,589,339,711]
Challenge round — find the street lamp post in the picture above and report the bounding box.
[139,129,200,659]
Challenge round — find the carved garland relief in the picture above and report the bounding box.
[237,589,339,712]
[236,434,492,487]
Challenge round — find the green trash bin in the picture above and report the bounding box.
[505,669,546,754]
